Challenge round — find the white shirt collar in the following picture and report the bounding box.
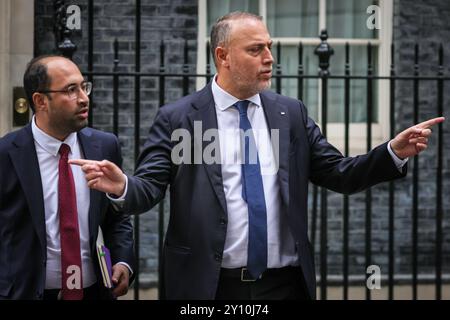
[31,116,77,157]
[211,74,261,111]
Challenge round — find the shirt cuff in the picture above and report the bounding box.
[116,261,133,276]
[107,174,128,207]
[387,140,408,171]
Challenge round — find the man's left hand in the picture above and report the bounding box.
[111,263,130,298]
[391,117,445,159]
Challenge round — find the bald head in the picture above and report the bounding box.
[23,55,77,112]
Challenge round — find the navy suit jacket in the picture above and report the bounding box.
[0,124,135,300]
[124,84,406,299]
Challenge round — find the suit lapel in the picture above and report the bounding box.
[9,125,47,252]
[260,91,290,207]
[187,85,228,215]
[78,129,102,245]
[186,87,291,214]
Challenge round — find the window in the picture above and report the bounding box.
[197,0,393,154]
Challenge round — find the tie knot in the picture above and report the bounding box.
[59,143,71,157]
[234,100,250,115]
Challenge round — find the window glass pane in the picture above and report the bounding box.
[271,45,319,121]
[326,0,379,38]
[328,45,378,122]
[207,0,259,33]
[271,44,378,123]
[267,0,319,37]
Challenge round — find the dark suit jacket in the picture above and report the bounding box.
[124,83,406,299]
[0,124,135,300]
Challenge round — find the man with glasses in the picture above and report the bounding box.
[0,55,135,300]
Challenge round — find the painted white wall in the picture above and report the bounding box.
[0,0,12,137]
[0,0,34,137]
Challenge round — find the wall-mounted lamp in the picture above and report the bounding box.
[13,87,30,126]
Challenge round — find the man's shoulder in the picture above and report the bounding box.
[261,90,305,108]
[0,129,20,146]
[160,84,213,115]
[79,127,118,142]
[0,126,30,152]
[78,128,121,161]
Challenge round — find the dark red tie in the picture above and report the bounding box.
[58,143,83,300]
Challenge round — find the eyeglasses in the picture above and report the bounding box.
[39,81,92,100]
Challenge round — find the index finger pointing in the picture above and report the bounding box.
[417,117,445,129]
[68,159,97,166]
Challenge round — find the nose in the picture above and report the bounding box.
[263,47,274,65]
[77,87,89,103]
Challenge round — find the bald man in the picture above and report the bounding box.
[0,55,135,300]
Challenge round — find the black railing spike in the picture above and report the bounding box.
[391,43,395,67]
[206,41,211,83]
[298,42,303,73]
[160,40,165,69]
[345,42,349,65]
[87,0,94,126]
[184,39,189,65]
[114,38,119,67]
[183,40,189,95]
[297,42,304,101]
[112,38,119,136]
[275,42,282,93]
[206,41,211,65]
[414,43,419,66]
[314,30,334,76]
[53,0,77,59]
[277,41,281,64]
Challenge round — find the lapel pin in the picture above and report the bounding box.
[280,111,286,115]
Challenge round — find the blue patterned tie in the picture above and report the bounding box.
[234,100,268,279]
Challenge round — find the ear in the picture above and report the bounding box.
[215,46,229,68]
[32,92,48,113]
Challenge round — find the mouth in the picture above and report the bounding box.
[77,108,89,120]
[260,70,272,78]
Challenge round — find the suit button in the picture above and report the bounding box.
[36,292,43,299]
[214,252,222,261]
[220,218,227,225]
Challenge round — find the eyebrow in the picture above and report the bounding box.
[247,40,273,47]
[64,80,87,88]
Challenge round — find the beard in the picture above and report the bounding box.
[71,118,89,132]
[51,113,88,138]
[231,69,271,97]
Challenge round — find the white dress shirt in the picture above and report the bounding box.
[32,117,96,289]
[211,77,300,268]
